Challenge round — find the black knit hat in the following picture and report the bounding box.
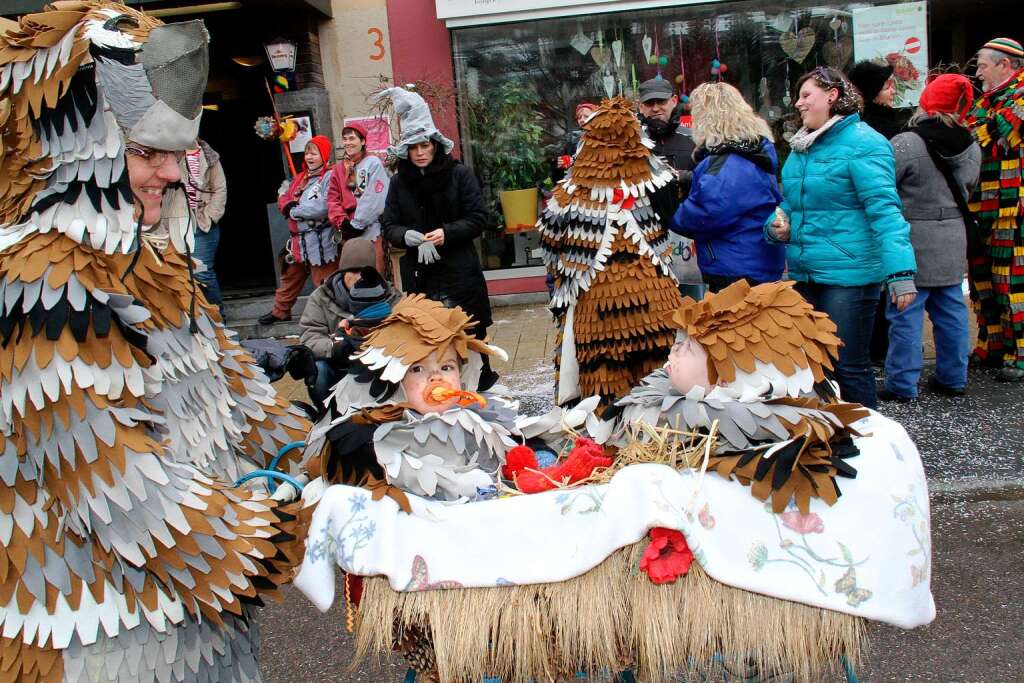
[848,61,893,102]
[348,267,391,320]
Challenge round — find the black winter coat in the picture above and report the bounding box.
[861,101,911,140]
[382,155,493,330]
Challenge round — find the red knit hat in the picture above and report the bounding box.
[575,102,597,120]
[918,74,974,122]
[342,121,369,141]
[304,134,334,170]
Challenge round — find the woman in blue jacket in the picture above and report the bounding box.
[766,67,917,408]
[671,82,784,293]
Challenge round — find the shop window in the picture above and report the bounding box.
[451,0,924,271]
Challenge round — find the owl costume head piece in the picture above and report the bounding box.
[0,2,208,252]
[347,294,507,409]
[668,279,843,400]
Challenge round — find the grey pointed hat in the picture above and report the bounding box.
[95,19,209,151]
[374,86,455,159]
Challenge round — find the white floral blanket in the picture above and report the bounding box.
[294,413,935,629]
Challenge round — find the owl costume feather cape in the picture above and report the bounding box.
[0,4,312,680]
[539,96,684,407]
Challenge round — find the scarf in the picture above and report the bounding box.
[910,117,974,158]
[967,68,1024,151]
[788,115,845,153]
[399,152,457,228]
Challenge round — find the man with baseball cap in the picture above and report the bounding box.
[637,77,702,299]
[966,38,1024,380]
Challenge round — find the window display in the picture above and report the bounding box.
[450,0,923,270]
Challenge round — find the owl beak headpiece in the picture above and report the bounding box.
[95,18,209,151]
[672,280,842,397]
[353,294,507,387]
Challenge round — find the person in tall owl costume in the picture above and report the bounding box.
[539,96,684,408]
[0,3,313,680]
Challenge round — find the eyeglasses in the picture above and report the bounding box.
[124,143,185,167]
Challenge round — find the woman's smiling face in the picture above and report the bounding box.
[795,80,836,130]
[125,142,182,225]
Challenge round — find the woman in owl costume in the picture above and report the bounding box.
[0,4,312,680]
[539,96,684,408]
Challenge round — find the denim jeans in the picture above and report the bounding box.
[309,360,343,409]
[193,223,224,315]
[794,281,881,409]
[884,284,968,397]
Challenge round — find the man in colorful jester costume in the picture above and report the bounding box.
[966,37,1024,380]
[539,96,684,408]
[295,282,935,683]
[0,3,312,679]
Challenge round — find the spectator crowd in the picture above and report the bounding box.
[237,34,1023,414]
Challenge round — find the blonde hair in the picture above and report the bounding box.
[689,82,773,148]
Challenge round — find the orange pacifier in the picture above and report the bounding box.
[423,382,487,409]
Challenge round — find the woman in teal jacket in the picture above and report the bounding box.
[766,67,917,408]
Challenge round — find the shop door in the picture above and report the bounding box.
[189,8,285,295]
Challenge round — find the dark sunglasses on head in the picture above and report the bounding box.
[810,66,847,92]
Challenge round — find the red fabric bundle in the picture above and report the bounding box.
[502,438,613,494]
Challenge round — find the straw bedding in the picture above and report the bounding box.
[352,543,865,683]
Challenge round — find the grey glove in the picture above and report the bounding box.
[417,241,440,264]
[404,230,427,247]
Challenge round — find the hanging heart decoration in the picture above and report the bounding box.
[571,30,593,56]
[603,74,616,99]
[823,36,853,69]
[642,34,653,62]
[590,45,610,69]
[612,39,623,67]
[779,27,816,63]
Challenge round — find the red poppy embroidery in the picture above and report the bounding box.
[374,180,385,193]
[639,527,694,585]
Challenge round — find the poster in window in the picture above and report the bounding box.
[852,1,928,108]
[287,116,313,154]
[344,117,392,158]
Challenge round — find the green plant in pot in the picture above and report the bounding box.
[468,81,550,234]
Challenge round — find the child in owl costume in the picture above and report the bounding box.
[303,293,597,505]
[539,96,684,408]
[0,4,313,680]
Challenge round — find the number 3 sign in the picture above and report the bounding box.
[368,27,385,61]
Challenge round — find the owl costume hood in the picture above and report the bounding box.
[0,3,312,680]
[539,96,684,407]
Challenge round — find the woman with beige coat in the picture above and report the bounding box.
[183,138,228,317]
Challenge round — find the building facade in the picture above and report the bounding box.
[4,0,1018,298]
